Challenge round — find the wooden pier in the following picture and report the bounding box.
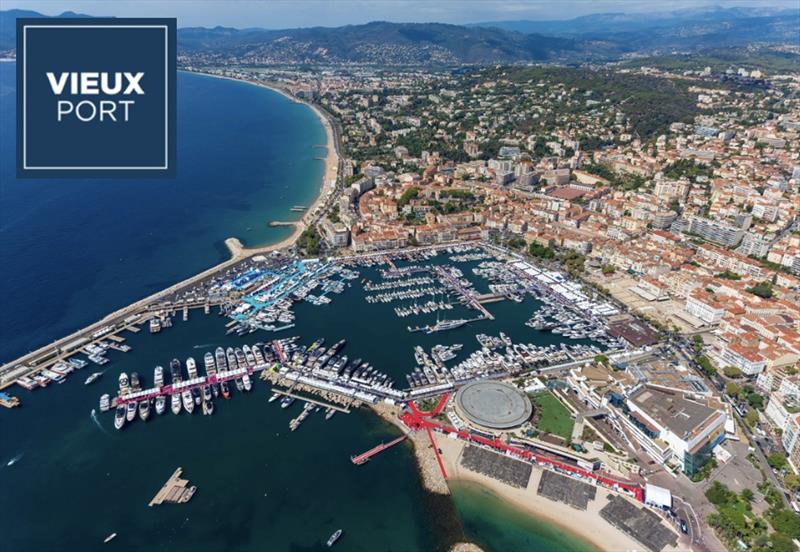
[149,468,196,507]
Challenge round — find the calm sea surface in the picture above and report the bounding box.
[0,64,324,363]
[0,63,590,551]
[450,480,596,552]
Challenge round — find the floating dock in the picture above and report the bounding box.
[271,387,351,413]
[0,392,20,408]
[149,468,196,507]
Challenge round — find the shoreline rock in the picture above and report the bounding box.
[369,403,450,495]
[449,543,484,552]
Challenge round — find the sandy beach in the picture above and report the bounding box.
[436,435,684,552]
[367,403,684,551]
[198,71,340,259]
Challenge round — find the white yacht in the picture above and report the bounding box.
[186,357,198,379]
[182,390,194,413]
[171,393,182,415]
[154,365,164,387]
[155,395,166,415]
[114,405,125,430]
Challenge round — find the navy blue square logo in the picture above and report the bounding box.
[17,18,176,177]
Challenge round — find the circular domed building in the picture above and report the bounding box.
[454,381,532,431]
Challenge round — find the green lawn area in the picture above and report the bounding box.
[531,391,574,441]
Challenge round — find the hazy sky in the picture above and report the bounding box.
[5,0,797,28]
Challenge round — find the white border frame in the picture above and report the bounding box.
[22,24,169,171]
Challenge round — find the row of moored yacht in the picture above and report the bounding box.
[109,345,267,430]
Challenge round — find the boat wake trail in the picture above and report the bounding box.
[193,344,217,349]
[90,409,109,434]
[5,453,23,467]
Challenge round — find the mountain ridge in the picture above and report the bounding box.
[1,7,797,65]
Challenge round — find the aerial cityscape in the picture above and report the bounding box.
[0,1,799,551]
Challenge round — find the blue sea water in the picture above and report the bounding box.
[0,64,325,363]
[0,61,592,552]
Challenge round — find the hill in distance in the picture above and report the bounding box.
[0,9,96,50]
[470,6,799,53]
[1,7,798,65]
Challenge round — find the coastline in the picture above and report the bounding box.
[435,433,679,552]
[368,403,656,552]
[0,71,339,376]
[369,403,450,495]
[194,70,340,259]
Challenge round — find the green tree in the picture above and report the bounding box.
[662,159,713,180]
[770,532,796,552]
[768,507,800,539]
[528,242,556,259]
[716,270,742,281]
[747,392,764,410]
[767,452,787,470]
[746,281,774,299]
[397,187,420,208]
[296,227,322,257]
[783,473,800,492]
[705,481,734,506]
[695,355,716,376]
[723,366,743,378]
[507,237,526,250]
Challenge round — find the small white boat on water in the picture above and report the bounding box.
[327,529,342,547]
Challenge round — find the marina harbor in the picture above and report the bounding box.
[4,240,673,548]
[1,243,629,399]
[2,11,797,550]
